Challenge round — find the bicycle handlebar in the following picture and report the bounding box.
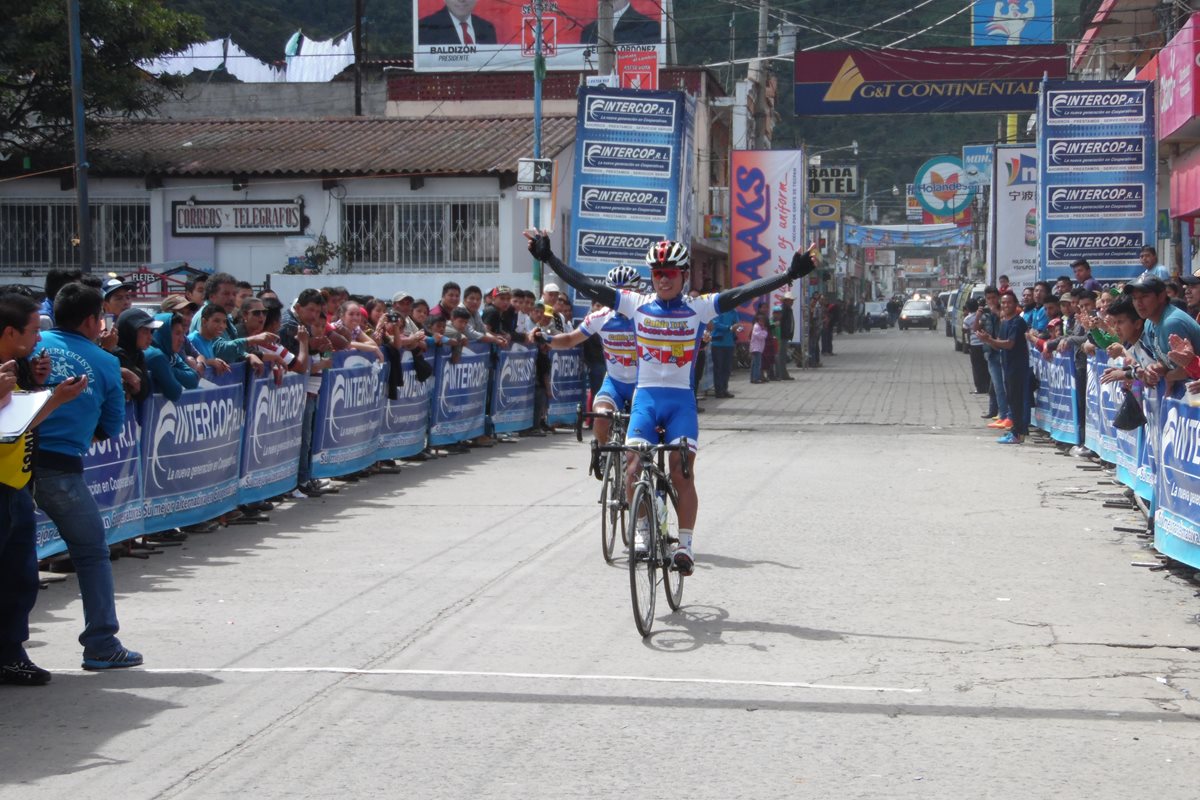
[595,439,692,480]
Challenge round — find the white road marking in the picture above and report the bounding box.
[59,666,922,693]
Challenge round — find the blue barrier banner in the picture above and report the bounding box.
[490,344,536,434]
[1085,355,1102,455]
[428,343,490,446]
[239,371,306,505]
[142,366,245,531]
[312,351,386,479]
[1046,349,1080,445]
[35,402,144,561]
[1095,354,1122,465]
[547,347,587,425]
[1138,380,1163,504]
[377,356,431,460]
[1030,357,1051,431]
[1155,393,1200,567]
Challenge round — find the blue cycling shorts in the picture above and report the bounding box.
[594,375,635,411]
[626,387,699,452]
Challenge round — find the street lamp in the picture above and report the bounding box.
[861,184,900,222]
[807,140,858,166]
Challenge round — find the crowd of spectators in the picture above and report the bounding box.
[966,248,1200,447]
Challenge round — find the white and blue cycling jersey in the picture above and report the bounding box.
[577,307,637,384]
[614,290,720,390]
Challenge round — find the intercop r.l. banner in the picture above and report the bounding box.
[377,356,431,460]
[35,402,143,560]
[312,351,386,479]
[730,149,806,336]
[142,366,246,531]
[239,370,306,506]
[428,343,490,446]
[547,348,586,426]
[491,344,536,434]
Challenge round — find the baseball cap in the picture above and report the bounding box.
[102,277,136,298]
[491,285,512,297]
[391,290,413,304]
[117,308,162,330]
[781,292,796,301]
[543,283,561,294]
[1180,275,1200,287]
[1123,273,1167,294]
[161,294,198,313]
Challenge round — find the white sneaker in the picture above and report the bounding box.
[1068,446,1091,458]
[632,525,649,555]
[673,546,694,576]
[290,489,307,500]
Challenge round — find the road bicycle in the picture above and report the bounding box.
[596,437,690,637]
[575,405,630,563]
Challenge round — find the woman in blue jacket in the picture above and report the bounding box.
[145,313,200,401]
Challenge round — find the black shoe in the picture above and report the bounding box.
[696,404,706,413]
[589,445,603,480]
[715,391,735,399]
[981,412,996,419]
[0,659,51,686]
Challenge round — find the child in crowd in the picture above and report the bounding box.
[750,309,768,384]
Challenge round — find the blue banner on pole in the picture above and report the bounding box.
[547,348,586,426]
[311,351,386,479]
[428,343,490,446]
[490,344,536,434]
[1084,355,1102,455]
[239,371,306,506]
[1030,357,1051,431]
[1037,80,1157,283]
[35,403,144,560]
[141,366,245,531]
[377,356,431,460]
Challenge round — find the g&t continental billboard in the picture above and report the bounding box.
[413,0,665,72]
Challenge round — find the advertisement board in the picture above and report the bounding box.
[793,45,1065,115]
[971,0,1054,46]
[1038,80,1157,282]
[962,144,993,186]
[239,371,306,505]
[311,351,386,479]
[1159,13,1200,141]
[730,149,806,325]
[411,0,665,72]
[568,87,693,312]
[991,143,1039,289]
[913,155,976,216]
[428,343,490,446]
[808,164,858,195]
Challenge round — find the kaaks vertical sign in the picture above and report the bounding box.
[730,150,806,322]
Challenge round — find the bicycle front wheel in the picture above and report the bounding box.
[599,455,620,564]
[628,484,657,637]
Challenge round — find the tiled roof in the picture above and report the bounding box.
[93,116,576,177]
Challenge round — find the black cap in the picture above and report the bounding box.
[102,277,136,298]
[1180,274,1200,287]
[117,308,162,330]
[1123,273,1167,294]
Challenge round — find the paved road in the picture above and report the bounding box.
[4,327,1198,799]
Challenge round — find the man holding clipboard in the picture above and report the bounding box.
[0,290,87,685]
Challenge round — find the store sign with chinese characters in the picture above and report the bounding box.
[172,200,304,236]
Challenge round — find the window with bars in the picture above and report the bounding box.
[342,198,500,273]
[0,200,151,273]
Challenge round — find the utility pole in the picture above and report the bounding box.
[747,0,769,149]
[597,0,614,77]
[532,0,545,289]
[67,0,91,272]
[353,0,365,116]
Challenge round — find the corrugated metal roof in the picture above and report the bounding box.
[94,116,576,177]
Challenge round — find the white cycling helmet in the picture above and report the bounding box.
[606,264,642,289]
[645,240,690,270]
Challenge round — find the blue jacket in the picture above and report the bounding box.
[146,313,200,401]
[190,301,249,361]
[710,309,738,348]
[37,328,125,457]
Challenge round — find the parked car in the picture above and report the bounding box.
[939,291,955,337]
[862,301,890,330]
[951,282,987,352]
[899,299,937,331]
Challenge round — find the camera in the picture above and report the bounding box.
[386,312,400,322]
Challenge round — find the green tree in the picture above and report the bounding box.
[0,0,205,157]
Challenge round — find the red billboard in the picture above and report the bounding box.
[413,0,665,73]
[793,45,1066,115]
[1159,13,1200,142]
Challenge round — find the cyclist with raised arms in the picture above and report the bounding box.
[526,229,817,575]
[537,265,640,476]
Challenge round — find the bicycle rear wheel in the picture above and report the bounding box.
[661,491,684,611]
[628,484,657,637]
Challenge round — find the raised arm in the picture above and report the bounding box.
[525,230,618,308]
[715,250,817,313]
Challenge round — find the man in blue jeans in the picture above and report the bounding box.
[978,287,1011,428]
[34,282,143,670]
[709,303,738,398]
[0,291,89,684]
